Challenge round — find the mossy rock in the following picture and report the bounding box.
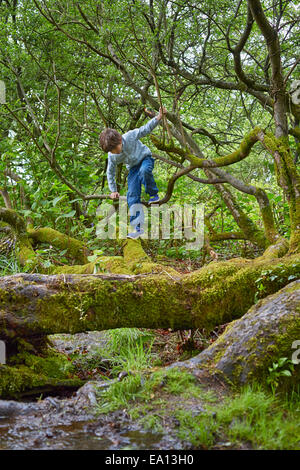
[175,280,300,388]
[0,365,83,399]
[0,346,84,399]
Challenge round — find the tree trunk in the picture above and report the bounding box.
[0,236,299,398]
[0,254,299,343]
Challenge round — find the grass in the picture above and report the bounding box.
[175,383,300,449]
[138,413,165,433]
[96,327,158,413]
[95,327,219,417]
[97,373,144,413]
[0,254,21,275]
[175,408,217,448]
[93,328,300,450]
[101,328,157,375]
[223,385,300,449]
[96,362,204,415]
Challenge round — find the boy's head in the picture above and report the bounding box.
[99,128,122,154]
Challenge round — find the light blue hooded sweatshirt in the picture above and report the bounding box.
[106,117,160,192]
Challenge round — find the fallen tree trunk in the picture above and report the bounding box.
[171,280,300,388]
[0,254,299,343]
[0,228,299,399]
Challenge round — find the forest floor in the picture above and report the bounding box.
[1,328,299,450]
[0,240,298,450]
[0,330,236,450]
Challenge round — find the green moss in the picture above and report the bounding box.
[50,240,170,275]
[51,262,95,274]
[2,254,299,356]
[97,256,133,275]
[0,208,26,233]
[261,238,289,259]
[15,234,38,268]
[131,261,179,276]
[201,276,300,386]
[151,127,261,168]
[257,190,282,245]
[150,135,191,159]
[0,336,84,399]
[0,364,83,399]
[289,126,300,140]
[9,348,75,380]
[123,239,150,263]
[0,208,38,267]
[0,345,83,399]
[28,227,88,264]
[263,132,300,255]
[289,229,300,255]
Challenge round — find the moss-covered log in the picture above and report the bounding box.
[172,280,300,388]
[49,238,180,277]
[28,227,89,264]
[0,254,299,343]
[0,209,90,267]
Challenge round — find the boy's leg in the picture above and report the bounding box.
[127,164,144,232]
[138,156,158,197]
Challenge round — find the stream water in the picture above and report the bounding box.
[0,393,175,450]
[0,332,184,450]
[0,414,165,450]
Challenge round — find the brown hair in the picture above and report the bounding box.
[99,128,122,152]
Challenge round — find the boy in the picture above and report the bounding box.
[99,107,166,239]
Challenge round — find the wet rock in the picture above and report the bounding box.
[118,371,129,381]
[0,400,38,417]
[75,381,99,408]
[191,406,205,417]
[43,397,61,411]
[49,331,108,356]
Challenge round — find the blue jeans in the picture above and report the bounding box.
[127,155,158,230]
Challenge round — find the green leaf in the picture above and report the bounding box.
[55,210,76,222]
[20,209,32,217]
[278,357,288,367]
[52,195,65,207]
[69,198,82,204]
[87,254,99,263]
[280,370,292,377]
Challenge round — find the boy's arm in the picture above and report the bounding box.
[126,107,166,141]
[134,116,160,140]
[106,157,118,193]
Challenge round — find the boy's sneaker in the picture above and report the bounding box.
[127,228,144,239]
[148,195,160,204]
